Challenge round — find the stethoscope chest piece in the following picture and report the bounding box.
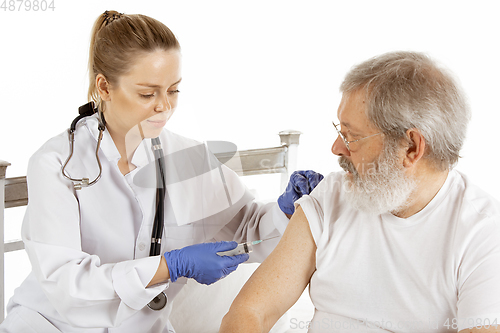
[147,291,167,310]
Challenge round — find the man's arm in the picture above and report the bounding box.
[219,205,316,333]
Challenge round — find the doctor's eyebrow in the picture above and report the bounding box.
[136,78,182,88]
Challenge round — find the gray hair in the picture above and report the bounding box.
[340,51,470,170]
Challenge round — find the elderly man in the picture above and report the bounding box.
[219,51,500,333]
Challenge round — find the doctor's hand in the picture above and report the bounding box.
[163,241,249,285]
[278,170,324,216]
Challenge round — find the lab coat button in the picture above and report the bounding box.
[138,243,146,251]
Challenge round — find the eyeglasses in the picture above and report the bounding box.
[332,121,383,152]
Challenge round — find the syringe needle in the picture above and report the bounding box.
[258,235,280,243]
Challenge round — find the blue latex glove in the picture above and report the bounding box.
[278,170,324,215]
[163,241,249,285]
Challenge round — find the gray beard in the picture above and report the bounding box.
[338,149,417,216]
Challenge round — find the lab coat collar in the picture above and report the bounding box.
[84,114,121,162]
[83,114,155,168]
[130,139,155,169]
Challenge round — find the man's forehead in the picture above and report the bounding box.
[337,90,370,131]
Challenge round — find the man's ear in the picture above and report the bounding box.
[96,74,111,102]
[403,128,426,168]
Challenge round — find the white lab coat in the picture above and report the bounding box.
[2,115,287,333]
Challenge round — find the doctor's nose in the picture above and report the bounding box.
[155,94,173,112]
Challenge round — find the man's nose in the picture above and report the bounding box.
[331,136,350,157]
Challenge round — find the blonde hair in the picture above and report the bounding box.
[87,10,180,110]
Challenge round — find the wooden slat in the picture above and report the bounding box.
[0,161,10,179]
[5,176,28,208]
[4,240,24,253]
[216,146,287,176]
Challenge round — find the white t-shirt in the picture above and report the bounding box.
[296,170,500,332]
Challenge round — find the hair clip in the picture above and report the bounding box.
[103,10,123,26]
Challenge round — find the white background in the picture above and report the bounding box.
[1,0,499,323]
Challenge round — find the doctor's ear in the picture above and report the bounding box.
[96,74,111,102]
[403,128,426,168]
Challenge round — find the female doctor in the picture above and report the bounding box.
[0,10,322,333]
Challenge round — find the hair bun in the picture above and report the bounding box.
[103,10,124,26]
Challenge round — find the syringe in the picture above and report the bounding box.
[216,240,263,256]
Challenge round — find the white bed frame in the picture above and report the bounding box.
[0,130,301,331]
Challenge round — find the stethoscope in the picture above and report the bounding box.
[62,102,105,190]
[62,102,168,310]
